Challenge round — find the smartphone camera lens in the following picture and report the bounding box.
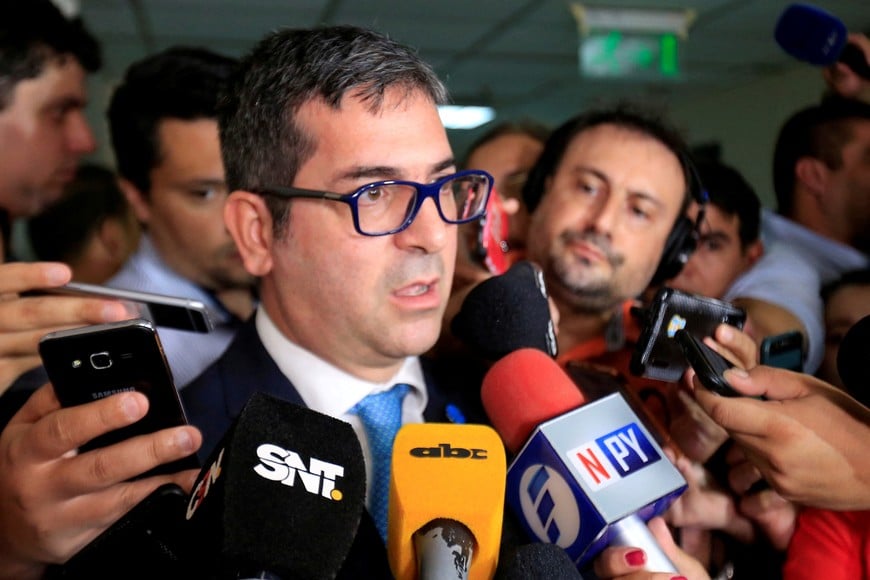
[90,352,113,370]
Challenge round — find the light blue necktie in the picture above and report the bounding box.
[350,383,410,540]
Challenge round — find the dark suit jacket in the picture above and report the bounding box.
[182,315,486,461]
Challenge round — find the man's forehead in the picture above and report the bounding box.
[569,123,679,159]
[564,127,685,192]
[293,89,451,180]
[22,57,88,105]
[701,204,740,235]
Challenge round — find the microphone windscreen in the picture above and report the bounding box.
[62,484,192,578]
[837,313,870,407]
[451,260,558,360]
[481,348,586,454]
[775,3,847,66]
[185,392,366,579]
[495,543,582,580]
[388,423,506,580]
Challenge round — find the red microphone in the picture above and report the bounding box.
[482,348,585,453]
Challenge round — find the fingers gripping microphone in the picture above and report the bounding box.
[775,3,870,79]
[451,260,558,360]
[482,349,686,572]
[184,392,367,579]
[387,423,506,580]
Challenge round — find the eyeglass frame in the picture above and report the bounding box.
[253,169,494,236]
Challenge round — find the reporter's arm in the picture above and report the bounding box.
[0,384,201,579]
[692,365,870,510]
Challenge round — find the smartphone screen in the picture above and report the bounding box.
[34,282,214,333]
[760,331,804,372]
[39,319,199,477]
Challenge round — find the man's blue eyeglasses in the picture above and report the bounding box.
[255,169,493,236]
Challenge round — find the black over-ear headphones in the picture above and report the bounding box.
[649,156,707,287]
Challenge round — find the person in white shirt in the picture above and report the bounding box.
[105,46,257,387]
[722,96,870,373]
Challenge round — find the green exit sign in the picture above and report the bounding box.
[580,31,681,79]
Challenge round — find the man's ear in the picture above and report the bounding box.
[117,177,151,225]
[795,157,829,199]
[224,191,274,276]
[96,216,138,263]
[743,238,764,268]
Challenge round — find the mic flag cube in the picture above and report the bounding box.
[388,423,507,580]
[506,393,685,567]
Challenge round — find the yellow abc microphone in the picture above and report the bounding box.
[387,423,506,580]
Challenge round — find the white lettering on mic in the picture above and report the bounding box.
[602,428,647,472]
[186,448,224,520]
[254,443,346,501]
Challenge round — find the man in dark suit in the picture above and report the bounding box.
[181,26,494,572]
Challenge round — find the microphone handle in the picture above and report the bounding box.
[840,43,870,80]
[609,515,678,573]
[413,518,475,580]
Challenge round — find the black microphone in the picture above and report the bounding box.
[495,543,583,580]
[184,392,367,579]
[58,484,193,579]
[836,313,870,407]
[775,3,870,79]
[451,260,557,360]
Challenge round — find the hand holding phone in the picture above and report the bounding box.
[674,329,740,397]
[760,330,804,372]
[38,319,199,477]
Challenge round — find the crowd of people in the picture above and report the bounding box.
[0,1,868,578]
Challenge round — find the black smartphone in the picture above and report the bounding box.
[674,329,740,397]
[630,287,746,382]
[38,319,199,477]
[32,281,214,333]
[472,187,509,275]
[760,330,804,372]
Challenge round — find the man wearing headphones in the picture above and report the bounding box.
[517,103,746,578]
[519,105,800,578]
[520,105,703,397]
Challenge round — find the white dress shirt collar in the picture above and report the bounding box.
[254,305,428,419]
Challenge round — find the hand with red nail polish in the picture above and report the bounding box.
[592,517,710,580]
